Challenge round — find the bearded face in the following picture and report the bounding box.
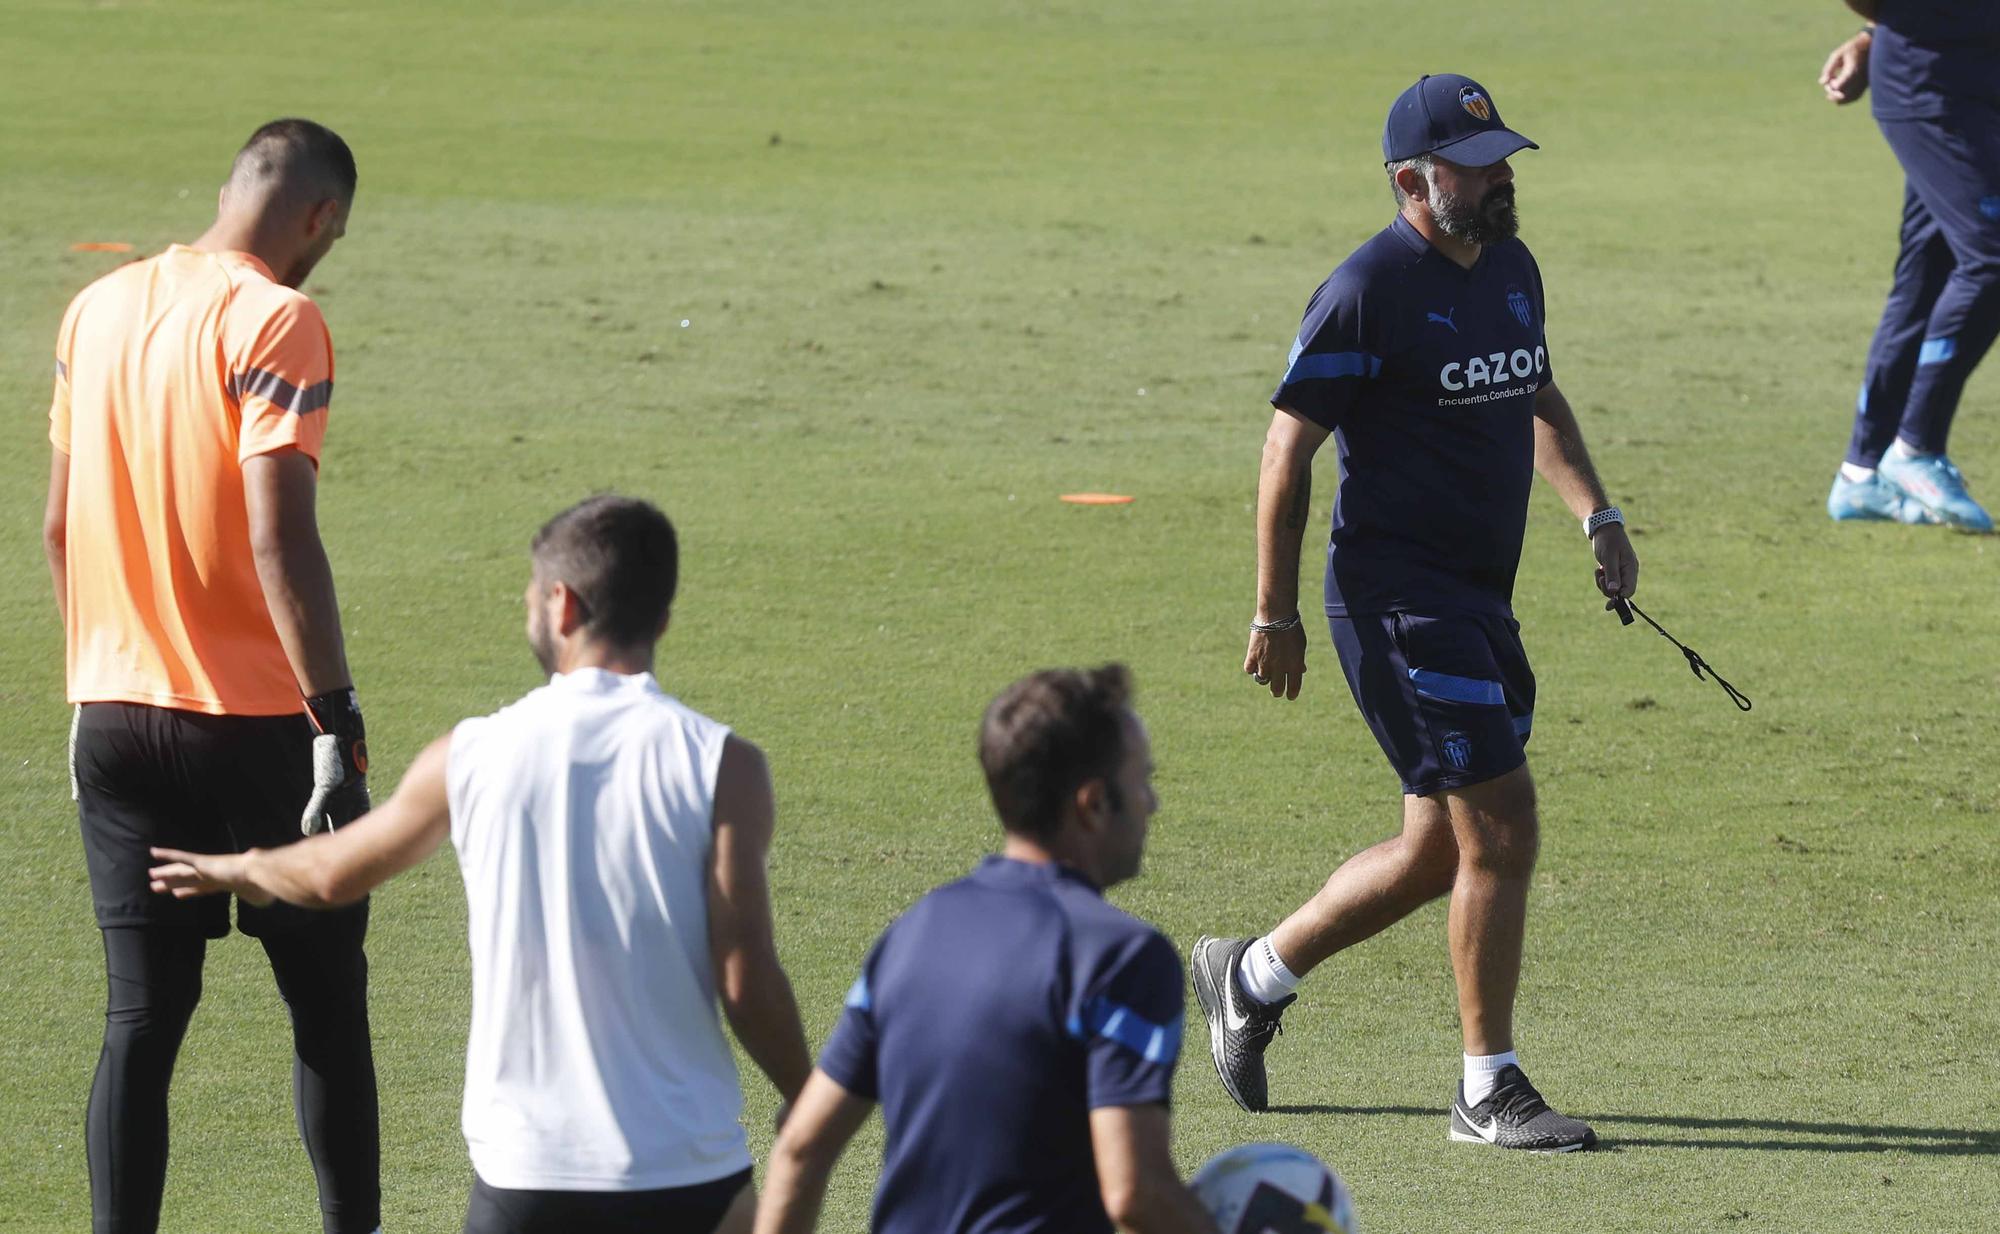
[1430,178,1519,246]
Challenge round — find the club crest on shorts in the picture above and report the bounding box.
[1442,731,1473,771]
[1459,86,1492,122]
[1506,286,1533,329]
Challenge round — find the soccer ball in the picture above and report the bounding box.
[1189,1142,1357,1234]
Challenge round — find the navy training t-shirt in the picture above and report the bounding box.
[817,857,1183,1234]
[1272,214,1552,618]
[1871,1,2000,120]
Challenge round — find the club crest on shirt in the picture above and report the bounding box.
[1506,285,1533,329]
[1442,731,1473,771]
[1459,86,1492,122]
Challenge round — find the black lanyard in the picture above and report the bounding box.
[1609,599,1752,711]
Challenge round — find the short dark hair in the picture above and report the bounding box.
[530,496,679,647]
[229,118,357,204]
[978,664,1134,840]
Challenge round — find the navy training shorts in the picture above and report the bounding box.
[1326,610,1535,796]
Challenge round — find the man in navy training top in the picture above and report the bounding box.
[1191,74,1639,1154]
[1820,1,1999,531]
[754,665,1221,1234]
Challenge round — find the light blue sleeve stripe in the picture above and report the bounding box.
[844,974,871,1012]
[1407,669,1506,706]
[1919,336,1957,366]
[1283,350,1381,385]
[1073,997,1182,1064]
[1512,714,1533,737]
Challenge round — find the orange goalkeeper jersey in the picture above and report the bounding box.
[50,246,336,716]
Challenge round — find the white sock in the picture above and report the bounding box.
[1887,439,1923,461]
[1463,1050,1518,1106]
[1235,936,1301,1006]
[1839,462,1875,483]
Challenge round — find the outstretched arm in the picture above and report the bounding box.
[150,733,453,908]
[1533,384,1638,600]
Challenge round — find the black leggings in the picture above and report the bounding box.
[88,913,380,1234]
[74,702,379,1233]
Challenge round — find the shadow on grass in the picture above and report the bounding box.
[1263,1106,1999,1156]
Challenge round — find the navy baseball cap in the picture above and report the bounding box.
[1382,74,1538,167]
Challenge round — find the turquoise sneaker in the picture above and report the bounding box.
[1878,452,1995,532]
[1827,472,1937,524]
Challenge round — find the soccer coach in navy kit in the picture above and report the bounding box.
[1190,74,1637,1153]
[1821,1,2000,531]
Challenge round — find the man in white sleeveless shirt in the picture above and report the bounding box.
[148,495,813,1234]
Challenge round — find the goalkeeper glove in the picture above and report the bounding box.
[302,688,371,835]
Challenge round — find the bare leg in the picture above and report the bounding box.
[1262,763,1537,1056]
[1441,764,1538,1055]
[1267,792,1458,977]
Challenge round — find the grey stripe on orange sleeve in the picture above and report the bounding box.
[55,359,68,382]
[230,367,333,414]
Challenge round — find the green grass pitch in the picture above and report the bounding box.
[2,2,1996,1230]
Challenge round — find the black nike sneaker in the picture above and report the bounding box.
[1189,935,1295,1112]
[1449,1064,1598,1152]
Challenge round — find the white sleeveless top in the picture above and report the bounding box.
[446,668,750,1191]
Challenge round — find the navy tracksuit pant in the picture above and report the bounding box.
[1846,101,2000,468]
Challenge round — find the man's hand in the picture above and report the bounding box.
[303,688,370,835]
[148,848,275,907]
[1592,523,1639,600]
[1244,622,1308,701]
[1820,30,1871,104]
[148,735,452,912]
